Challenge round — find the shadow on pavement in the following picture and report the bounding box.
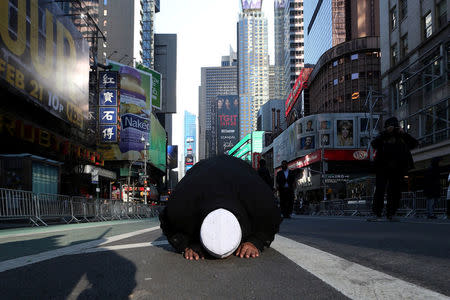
[0,229,137,299]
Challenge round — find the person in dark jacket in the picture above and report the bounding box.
[369,117,418,221]
[424,157,442,219]
[276,160,296,219]
[257,159,273,190]
[159,155,282,260]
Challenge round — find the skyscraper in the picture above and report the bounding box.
[238,1,270,139]
[199,50,238,160]
[98,0,159,66]
[283,0,304,97]
[184,111,197,177]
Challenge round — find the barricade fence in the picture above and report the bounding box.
[298,190,448,218]
[0,188,161,226]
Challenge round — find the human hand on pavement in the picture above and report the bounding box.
[183,248,204,260]
[235,242,260,258]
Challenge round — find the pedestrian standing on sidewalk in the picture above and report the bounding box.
[159,155,282,260]
[369,117,418,221]
[276,160,296,219]
[424,157,442,219]
[257,158,273,190]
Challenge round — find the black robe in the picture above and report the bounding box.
[159,155,282,253]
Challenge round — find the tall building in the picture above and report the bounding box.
[379,1,449,182]
[238,1,270,139]
[283,0,305,97]
[141,0,160,69]
[184,111,197,177]
[98,0,159,66]
[155,34,177,145]
[198,50,238,160]
[274,0,287,99]
[304,0,380,65]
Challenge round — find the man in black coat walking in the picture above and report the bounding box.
[159,155,282,260]
[257,158,273,190]
[369,117,418,221]
[276,160,296,219]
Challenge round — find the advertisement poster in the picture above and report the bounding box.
[336,119,355,147]
[100,61,151,161]
[136,63,162,110]
[242,0,262,10]
[0,1,89,129]
[216,95,239,155]
[167,145,178,169]
[149,113,166,172]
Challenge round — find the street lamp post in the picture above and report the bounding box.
[141,136,150,205]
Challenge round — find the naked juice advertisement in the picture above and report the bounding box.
[99,60,152,161]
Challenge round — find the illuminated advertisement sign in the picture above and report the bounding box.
[99,61,151,161]
[0,112,104,166]
[242,0,263,10]
[149,113,167,172]
[135,63,162,110]
[285,68,313,117]
[98,71,120,143]
[216,95,239,155]
[0,1,90,129]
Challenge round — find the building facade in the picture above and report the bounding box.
[198,50,238,160]
[98,0,159,66]
[238,3,270,139]
[307,37,382,115]
[304,0,380,65]
[380,0,449,186]
[155,34,177,145]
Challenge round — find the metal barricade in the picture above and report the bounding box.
[70,196,88,223]
[0,188,40,226]
[398,192,415,217]
[37,193,72,226]
[99,199,112,221]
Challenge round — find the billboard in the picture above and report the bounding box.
[285,68,313,117]
[99,61,151,161]
[98,71,120,143]
[273,113,380,168]
[167,145,178,169]
[216,95,239,155]
[0,1,90,129]
[149,113,166,172]
[135,63,162,110]
[242,0,263,10]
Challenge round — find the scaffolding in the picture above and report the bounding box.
[396,40,450,148]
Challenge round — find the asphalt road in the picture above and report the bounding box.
[0,216,448,299]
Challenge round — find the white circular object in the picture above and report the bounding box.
[200,208,242,258]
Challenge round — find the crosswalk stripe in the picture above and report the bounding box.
[272,235,449,300]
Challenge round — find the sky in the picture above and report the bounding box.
[155,0,275,166]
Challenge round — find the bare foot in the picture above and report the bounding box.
[183,248,204,260]
[235,242,260,258]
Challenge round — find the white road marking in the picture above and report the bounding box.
[272,235,449,300]
[0,226,160,273]
[82,240,169,253]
